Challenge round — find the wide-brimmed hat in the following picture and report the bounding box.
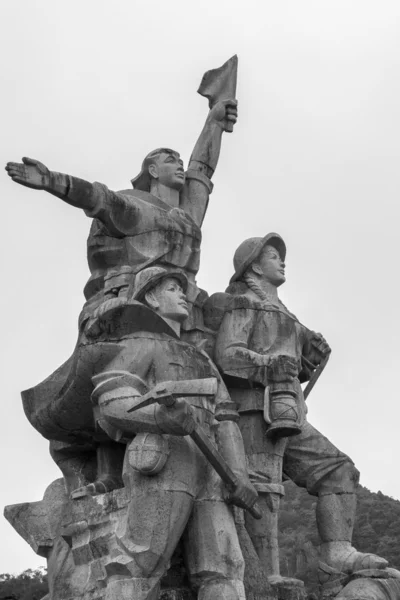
[132,267,188,301]
[230,233,286,283]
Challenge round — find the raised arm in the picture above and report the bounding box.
[180,100,237,227]
[189,99,238,178]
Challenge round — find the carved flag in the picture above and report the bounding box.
[198,55,238,132]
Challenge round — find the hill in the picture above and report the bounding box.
[279,482,400,591]
[0,569,47,600]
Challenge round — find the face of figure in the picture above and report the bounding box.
[149,152,186,190]
[254,245,286,286]
[146,277,189,322]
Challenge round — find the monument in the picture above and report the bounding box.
[206,234,400,598]
[4,57,400,600]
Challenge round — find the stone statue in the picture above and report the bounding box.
[5,54,399,600]
[209,233,396,589]
[5,266,260,600]
[72,266,259,599]
[5,57,238,498]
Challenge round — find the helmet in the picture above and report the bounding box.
[230,233,286,283]
[132,266,188,301]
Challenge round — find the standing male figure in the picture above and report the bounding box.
[6,97,237,340]
[6,63,237,494]
[214,233,389,577]
[84,266,258,600]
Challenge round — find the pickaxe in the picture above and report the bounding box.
[128,378,261,519]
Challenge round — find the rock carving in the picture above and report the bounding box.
[208,233,399,597]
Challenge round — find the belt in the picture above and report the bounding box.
[228,387,264,414]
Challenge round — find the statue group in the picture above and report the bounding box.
[5,57,400,600]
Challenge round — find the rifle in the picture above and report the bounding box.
[303,352,331,401]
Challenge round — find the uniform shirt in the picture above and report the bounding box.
[23,325,237,444]
[215,290,317,389]
[75,170,212,331]
[96,330,238,436]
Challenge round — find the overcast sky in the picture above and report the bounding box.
[1,0,399,575]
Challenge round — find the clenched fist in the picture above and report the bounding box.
[155,398,196,436]
[229,475,259,513]
[208,99,238,132]
[310,332,331,357]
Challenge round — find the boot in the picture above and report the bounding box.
[317,492,388,573]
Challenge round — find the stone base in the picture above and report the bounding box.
[318,563,400,599]
[269,577,306,600]
[5,480,308,600]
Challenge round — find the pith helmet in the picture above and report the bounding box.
[230,233,286,283]
[132,267,188,301]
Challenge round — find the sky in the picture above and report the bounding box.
[1,0,399,575]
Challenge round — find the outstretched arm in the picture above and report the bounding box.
[180,100,237,227]
[6,157,141,237]
[6,157,97,211]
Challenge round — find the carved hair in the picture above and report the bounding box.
[242,266,289,312]
[144,148,179,172]
[241,244,284,302]
[143,280,164,310]
[143,276,182,310]
[131,148,180,191]
[242,270,269,302]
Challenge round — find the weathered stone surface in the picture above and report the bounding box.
[4,479,67,557]
[269,578,306,600]
[5,55,397,600]
[5,265,262,600]
[5,57,253,600]
[7,484,273,600]
[335,575,400,599]
[212,234,392,588]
